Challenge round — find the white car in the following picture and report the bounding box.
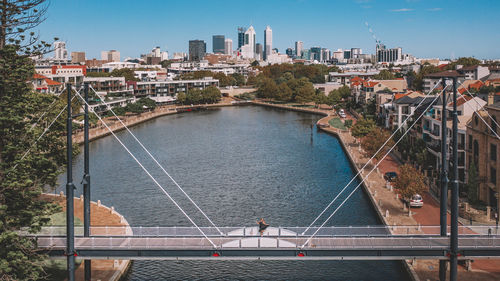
[338,109,347,118]
[409,194,424,208]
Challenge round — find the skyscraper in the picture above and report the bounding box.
[310,46,322,61]
[240,26,256,59]
[101,50,120,62]
[189,40,206,61]
[321,48,331,61]
[286,48,293,57]
[255,43,263,61]
[264,26,272,61]
[295,41,303,58]
[212,35,225,54]
[237,27,246,49]
[224,38,233,55]
[53,41,68,60]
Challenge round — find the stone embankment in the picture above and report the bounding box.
[41,193,131,281]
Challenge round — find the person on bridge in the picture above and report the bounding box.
[257,218,269,236]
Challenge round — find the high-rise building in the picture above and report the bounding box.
[189,40,206,61]
[295,41,303,58]
[255,43,263,61]
[101,50,120,62]
[286,48,293,57]
[237,27,246,49]
[310,47,322,61]
[224,38,233,55]
[152,47,161,57]
[321,48,331,61]
[351,48,362,59]
[212,35,225,54]
[343,50,351,59]
[332,49,343,60]
[264,26,272,61]
[71,52,85,63]
[53,41,68,60]
[240,26,256,59]
[301,49,311,60]
[376,44,402,63]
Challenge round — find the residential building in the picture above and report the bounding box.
[295,41,303,58]
[53,41,68,60]
[466,103,500,209]
[83,76,133,97]
[423,94,486,193]
[127,77,219,103]
[424,70,467,93]
[101,50,120,62]
[459,65,490,80]
[35,65,86,85]
[264,26,272,61]
[328,71,380,86]
[359,79,408,104]
[71,52,86,64]
[213,35,225,54]
[189,40,206,61]
[224,38,233,55]
[32,73,63,94]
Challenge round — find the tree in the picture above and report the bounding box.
[276,82,292,102]
[176,92,186,104]
[313,91,328,107]
[294,82,315,103]
[1,45,67,279]
[0,0,50,51]
[373,69,395,80]
[360,128,394,160]
[393,164,428,214]
[338,85,351,99]
[351,118,376,139]
[257,77,278,99]
[202,86,222,103]
[327,89,342,106]
[110,68,139,82]
[231,73,245,86]
[465,162,479,204]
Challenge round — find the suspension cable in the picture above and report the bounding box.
[73,88,218,248]
[302,80,443,235]
[300,85,449,248]
[29,85,67,131]
[88,85,224,236]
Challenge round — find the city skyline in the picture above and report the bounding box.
[38,0,500,60]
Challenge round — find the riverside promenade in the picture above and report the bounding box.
[41,193,131,281]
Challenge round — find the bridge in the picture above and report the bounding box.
[32,226,500,260]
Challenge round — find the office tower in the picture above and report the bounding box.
[71,52,85,63]
[264,26,272,61]
[240,26,256,59]
[237,27,246,49]
[224,38,233,55]
[255,43,263,60]
[295,41,303,58]
[343,50,351,59]
[351,48,362,59]
[376,44,402,63]
[212,35,225,54]
[321,48,331,61]
[101,50,120,62]
[286,48,293,57]
[189,40,206,61]
[310,46,322,61]
[302,49,311,60]
[53,41,68,60]
[332,49,343,60]
[152,47,161,57]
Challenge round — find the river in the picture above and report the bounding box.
[57,105,409,280]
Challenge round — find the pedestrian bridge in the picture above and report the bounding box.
[31,226,500,260]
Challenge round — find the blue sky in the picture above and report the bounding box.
[38,0,500,59]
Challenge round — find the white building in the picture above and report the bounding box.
[264,26,272,61]
[53,41,68,60]
[101,50,120,62]
[240,26,256,59]
[224,39,233,55]
[332,49,344,61]
[295,41,303,58]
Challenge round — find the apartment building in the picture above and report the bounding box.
[35,65,86,85]
[466,103,500,209]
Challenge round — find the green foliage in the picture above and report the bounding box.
[360,128,394,160]
[276,83,293,102]
[328,118,347,130]
[344,119,353,128]
[373,69,396,80]
[394,164,428,202]
[351,118,376,139]
[176,86,221,105]
[231,73,246,86]
[327,89,342,106]
[110,68,139,82]
[465,162,479,203]
[444,57,481,70]
[1,44,66,280]
[412,64,441,91]
[256,77,278,99]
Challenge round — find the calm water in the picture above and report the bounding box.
[57,106,409,280]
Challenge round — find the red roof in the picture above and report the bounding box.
[449,95,472,107]
[32,73,62,86]
[363,81,379,88]
[469,80,484,90]
[438,64,448,70]
[33,73,49,79]
[394,93,411,100]
[351,76,365,83]
[51,65,87,75]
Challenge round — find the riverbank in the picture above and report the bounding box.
[41,193,131,281]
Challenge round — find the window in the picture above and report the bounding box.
[468,135,473,150]
[473,140,479,165]
[492,116,497,135]
[491,143,497,162]
[491,167,497,185]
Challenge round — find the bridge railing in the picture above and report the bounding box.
[26,225,500,237]
[35,236,500,250]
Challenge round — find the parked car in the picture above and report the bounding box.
[408,194,424,208]
[338,109,347,118]
[384,171,397,182]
